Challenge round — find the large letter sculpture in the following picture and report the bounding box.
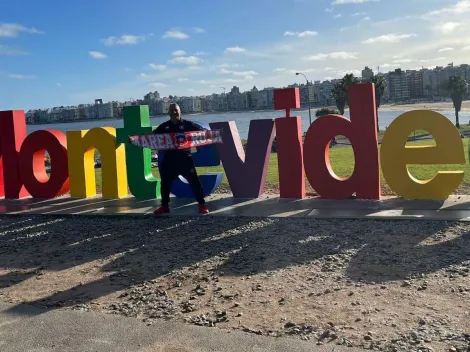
[67,127,128,198]
[116,106,160,199]
[303,83,380,199]
[274,88,306,199]
[209,120,275,198]
[18,129,70,198]
[381,110,465,199]
[0,110,29,199]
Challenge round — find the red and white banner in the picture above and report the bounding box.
[128,130,223,150]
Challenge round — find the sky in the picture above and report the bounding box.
[1,0,470,110]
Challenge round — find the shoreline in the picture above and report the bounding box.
[25,101,470,127]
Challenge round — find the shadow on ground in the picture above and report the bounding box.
[0,211,468,316]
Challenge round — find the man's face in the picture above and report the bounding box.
[169,104,181,120]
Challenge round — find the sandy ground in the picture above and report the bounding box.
[0,215,469,352]
[381,101,470,112]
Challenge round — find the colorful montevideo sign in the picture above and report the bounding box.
[0,83,466,202]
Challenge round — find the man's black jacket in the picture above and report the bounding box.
[153,119,204,164]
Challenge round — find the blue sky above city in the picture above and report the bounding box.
[1,0,469,110]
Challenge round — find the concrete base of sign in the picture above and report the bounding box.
[2,194,470,221]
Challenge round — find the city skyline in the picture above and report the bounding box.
[24,60,470,125]
[2,0,470,110]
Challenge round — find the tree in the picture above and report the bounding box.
[315,107,340,117]
[369,75,387,132]
[331,82,347,115]
[342,73,360,105]
[446,75,468,128]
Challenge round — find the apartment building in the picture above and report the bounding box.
[387,69,410,101]
[144,91,160,104]
[226,86,249,111]
[361,66,374,81]
[178,96,202,113]
[407,70,424,99]
[248,86,275,110]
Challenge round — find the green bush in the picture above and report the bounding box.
[315,108,340,117]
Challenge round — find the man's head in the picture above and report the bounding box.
[168,103,181,122]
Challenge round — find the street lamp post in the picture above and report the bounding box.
[295,72,312,125]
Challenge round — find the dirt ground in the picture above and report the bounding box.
[0,215,469,351]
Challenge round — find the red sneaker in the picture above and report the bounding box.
[199,204,209,214]
[153,205,170,215]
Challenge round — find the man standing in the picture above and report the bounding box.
[152,103,209,215]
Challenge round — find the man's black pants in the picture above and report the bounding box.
[159,156,205,206]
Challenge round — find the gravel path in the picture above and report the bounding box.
[0,215,469,352]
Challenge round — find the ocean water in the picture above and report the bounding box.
[27,108,470,140]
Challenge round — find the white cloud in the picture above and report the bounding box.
[438,47,454,52]
[149,82,168,88]
[392,58,412,63]
[351,12,366,16]
[148,64,166,70]
[192,27,205,34]
[274,68,287,72]
[0,22,44,37]
[162,30,189,40]
[216,63,242,68]
[419,57,446,63]
[0,44,27,55]
[333,0,378,4]
[168,56,203,65]
[362,33,417,44]
[172,50,186,56]
[101,35,146,46]
[305,51,357,60]
[380,63,400,68]
[89,51,107,59]
[199,80,208,84]
[464,45,470,50]
[325,7,334,12]
[188,88,195,91]
[177,78,190,82]
[66,0,470,105]
[425,0,470,17]
[284,30,318,37]
[57,83,62,87]
[194,51,209,56]
[225,46,246,53]
[8,73,36,79]
[218,69,258,76]
[436,22,464,34]
[333,14,342,18]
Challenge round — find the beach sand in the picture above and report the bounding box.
[381,100,470,112]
